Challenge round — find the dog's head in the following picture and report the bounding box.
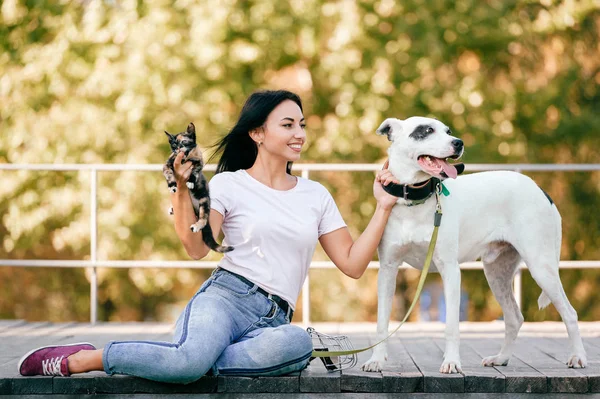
[377,117,464,182]
[165,122,199,159]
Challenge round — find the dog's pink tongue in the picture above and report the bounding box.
[440,160,458,179]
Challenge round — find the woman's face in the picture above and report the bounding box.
[259,100,306,162]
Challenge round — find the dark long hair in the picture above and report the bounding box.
[210,90,303,175]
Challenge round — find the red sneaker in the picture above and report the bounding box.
[18,342,96,376]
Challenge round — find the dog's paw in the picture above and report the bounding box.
[186,182,195,189]
[567,353,587,368]
[361,357,386,372]
[440,359,462,374]
[169,186,177,193]
[168,206,174,215]
[481,354,510,367]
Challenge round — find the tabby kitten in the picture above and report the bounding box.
[163,122,233,253]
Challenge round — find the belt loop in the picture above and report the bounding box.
[286,307,293,321]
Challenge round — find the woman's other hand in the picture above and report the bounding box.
[373,161,399,210]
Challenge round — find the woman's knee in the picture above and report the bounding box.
[276,325,313,357]
[166,360,208,384]
[293,326,314,354]
[275,326,312,374]
[162,347,213,384]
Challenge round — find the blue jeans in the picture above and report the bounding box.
[102,268,313,384]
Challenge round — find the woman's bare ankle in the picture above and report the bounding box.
[67,349,104,374]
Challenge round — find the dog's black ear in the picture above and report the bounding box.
[164,131,173,140]
[376,118,399,141]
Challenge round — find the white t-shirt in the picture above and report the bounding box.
[209,169,347,308]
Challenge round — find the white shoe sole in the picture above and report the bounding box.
[17,342,96,375]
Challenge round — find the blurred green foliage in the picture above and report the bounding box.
[1,0,599,323]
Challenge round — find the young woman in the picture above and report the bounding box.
[18,90,399,383]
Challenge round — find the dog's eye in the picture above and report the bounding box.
[427,127,434,134]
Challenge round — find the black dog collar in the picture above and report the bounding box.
[383,177,440,200]
[383,163,465,200]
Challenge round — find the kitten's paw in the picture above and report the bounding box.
[190,221,206,233]
[169,186,177,193]
[168,206,174,215]
[186,182,195,189]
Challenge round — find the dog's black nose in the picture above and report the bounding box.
[451,139,464,151]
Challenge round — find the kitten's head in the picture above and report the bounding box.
[165,123,197,156]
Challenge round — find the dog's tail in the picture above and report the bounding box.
[538,292,552,310]
[202,223,234,254]
[537,201,562,311]
[553,204,562,270]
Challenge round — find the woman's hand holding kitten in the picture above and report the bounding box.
[173,150,193,190]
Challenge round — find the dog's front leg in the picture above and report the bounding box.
[438,262,463,374]
[362,264,399,372]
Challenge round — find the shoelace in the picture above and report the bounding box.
[42,356,64,376]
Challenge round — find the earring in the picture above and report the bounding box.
[258,141,262,147]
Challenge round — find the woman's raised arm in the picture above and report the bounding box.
[319,169,399,279]
[171,151,224,260]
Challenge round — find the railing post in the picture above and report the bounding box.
[90,168,98,325]
[301,168,310,326]
[513,168,522,313]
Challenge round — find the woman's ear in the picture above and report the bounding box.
[249,126,265,146]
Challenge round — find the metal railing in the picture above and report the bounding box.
[1,163,599,325]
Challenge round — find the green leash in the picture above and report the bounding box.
[310,185,444,358]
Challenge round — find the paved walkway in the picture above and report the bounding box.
[1,321,599,396]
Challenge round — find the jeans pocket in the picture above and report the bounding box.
[252,301,282,329]
[264,302,277,318]
[237,300,277,338]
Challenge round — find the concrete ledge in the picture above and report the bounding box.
[2,321,600,395]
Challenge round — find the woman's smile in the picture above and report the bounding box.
[288,143,303,153]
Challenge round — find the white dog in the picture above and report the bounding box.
[362,116,587,374]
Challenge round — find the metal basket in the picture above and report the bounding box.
[307,327,358,371]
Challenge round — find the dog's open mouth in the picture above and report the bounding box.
[417,155,460,179]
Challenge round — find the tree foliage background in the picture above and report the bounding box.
[1,0,599,323]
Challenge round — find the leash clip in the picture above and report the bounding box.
[435,184,443,211]
[434,183,443,226]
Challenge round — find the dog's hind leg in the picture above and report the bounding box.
[515,206,587,368]
[523,255,587,368]
[481,243,523,367]
[361,263,399,372]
